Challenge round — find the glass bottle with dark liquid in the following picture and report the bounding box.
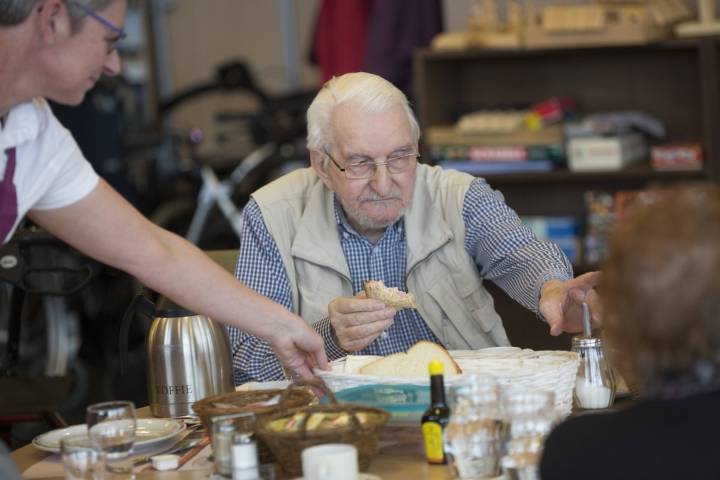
[421,359,450,465]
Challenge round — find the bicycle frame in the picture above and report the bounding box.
[184,142,277,244]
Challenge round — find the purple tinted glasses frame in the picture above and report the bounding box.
[67,0,127,40]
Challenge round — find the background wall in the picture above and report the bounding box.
[158,0,476,155]
[155,0,708,155]
[161,0,320,156]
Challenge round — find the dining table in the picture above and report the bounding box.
[9,407,455,480]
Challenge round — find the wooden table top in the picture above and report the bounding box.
[10,409,454,480]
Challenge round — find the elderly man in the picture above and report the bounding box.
[229,72,600,383]
[0,0,327,380]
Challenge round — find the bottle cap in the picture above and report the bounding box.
[429,359,444,376]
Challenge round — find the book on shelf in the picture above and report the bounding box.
[426,124,564,147]
[430,143,565,165]
[438,159,554,174]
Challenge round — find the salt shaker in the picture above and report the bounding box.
[212,412,257,478]
[571,303,616,409]
[231,433,259,480]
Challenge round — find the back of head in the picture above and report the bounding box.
[603,184,720,394]
[0,0,115,29]
[306,72,420,152]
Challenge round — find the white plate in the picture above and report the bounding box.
[236,380,291,391]
[290,474,381,480]
[32,418,186,454]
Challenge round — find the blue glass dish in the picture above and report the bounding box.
[323,384,430,425]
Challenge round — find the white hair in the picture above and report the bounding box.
[306,72,420,153]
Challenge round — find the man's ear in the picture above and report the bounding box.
[310,149,334,190]
[36,0,71,46]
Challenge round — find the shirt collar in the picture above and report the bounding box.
[0,99,47,151]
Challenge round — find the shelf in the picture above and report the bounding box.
[414,33,720,344]
[416,36,720,62]
[474,164,707,186]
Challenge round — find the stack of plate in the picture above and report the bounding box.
[32,418,186,454]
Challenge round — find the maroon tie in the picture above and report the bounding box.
[0,147,18,243]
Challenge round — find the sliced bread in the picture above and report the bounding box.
[363,280,417,310]
[358,340,461,377]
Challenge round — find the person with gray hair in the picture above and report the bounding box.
[228,71,601,383]
[0,0,327,396]
[0,0,112,27]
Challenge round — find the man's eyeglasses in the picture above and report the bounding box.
[324,150,420,180]
[67,0,126,51]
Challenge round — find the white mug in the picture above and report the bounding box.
[301,443,358,480]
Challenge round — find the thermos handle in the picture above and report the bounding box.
[118,290,156,376]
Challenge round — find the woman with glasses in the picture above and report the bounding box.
[0,0,328,389]
[227,71,602,384]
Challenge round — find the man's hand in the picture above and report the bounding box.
[539,271,602,336]
[268,318,329,381]
[329,292,396,352]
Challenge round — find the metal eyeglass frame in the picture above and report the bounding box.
[324,149,421,179]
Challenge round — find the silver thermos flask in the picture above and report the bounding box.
[120,292,235,417]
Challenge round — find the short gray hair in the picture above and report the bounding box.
[0,0,116,29]
[306,72,421,153]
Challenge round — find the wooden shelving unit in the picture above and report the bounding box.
[413,37,720,350]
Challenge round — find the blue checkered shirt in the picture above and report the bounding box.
[228,177,572,384]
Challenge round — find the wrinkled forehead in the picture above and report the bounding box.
[330,102,414,155]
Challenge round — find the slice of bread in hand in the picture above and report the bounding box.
[364,280,417,310]
[358,340,461,377]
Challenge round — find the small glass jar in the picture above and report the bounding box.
[212,412,256,478]
[212,420,236,477]
[572,336,616,409]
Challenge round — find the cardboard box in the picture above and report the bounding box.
[568,134,646,172]
[651,143,703,170]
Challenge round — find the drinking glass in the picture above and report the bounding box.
[60,434,105,480]
[86,400,136,477]
[499,386,556,478]
[446,374,505,479]
[501,386,556,440]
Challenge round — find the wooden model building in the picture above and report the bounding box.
[433,0,691,50]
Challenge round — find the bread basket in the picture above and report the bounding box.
[191,385,315,462]
[257,379,389,478]
[317,348,580,417]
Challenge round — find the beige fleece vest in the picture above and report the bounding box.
[251,164,510,349]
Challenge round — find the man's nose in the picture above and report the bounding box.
[370,163,392,194]
[103,50,121,77]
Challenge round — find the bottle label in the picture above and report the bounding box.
[422,422,444,463]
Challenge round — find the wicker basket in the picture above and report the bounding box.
[192,386,315,463]
[317,350,580,417]
[257,381,389,478]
